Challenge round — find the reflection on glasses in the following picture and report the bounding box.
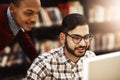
[65,33,93,44]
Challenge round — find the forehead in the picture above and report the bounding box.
[18,0,41,11]
[69,25,89,36]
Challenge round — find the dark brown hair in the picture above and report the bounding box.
[62,13,88,33]
[10,0,24,7]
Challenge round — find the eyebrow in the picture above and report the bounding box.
[25,9,40,14]
[26,9,34,12]
[71,34,90,37]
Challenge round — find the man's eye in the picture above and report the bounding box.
[26,13,33,16]
[73,36,80,40]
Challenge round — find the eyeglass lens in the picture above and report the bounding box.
[66,33,93,44]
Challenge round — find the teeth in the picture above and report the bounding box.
[29,24,34,27]
[78,48,84,50]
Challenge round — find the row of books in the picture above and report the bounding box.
[90,32,120,52]
[35,7,62,27]
[1,32,120,62]
[88,4,120,23]
[35,1,120,26]
[35,1,84,27]
[37,32,120,54]
[35,32,120,54]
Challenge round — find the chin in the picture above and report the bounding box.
[24,28,32,31]
[27,29,32,31]
[22,25,33,31]
[75,52,85,57]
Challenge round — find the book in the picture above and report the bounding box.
[40,7,53,26]
[45,7,62,25]
[58,1,84,18]
[58,2,70,18]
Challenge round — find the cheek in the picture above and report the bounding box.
[16,12,28,22]
[15,13,22,21]
[67,40,75,49]
[86,42,90,48]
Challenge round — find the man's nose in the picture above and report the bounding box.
[79,38,86,46]
[31,14,38,22]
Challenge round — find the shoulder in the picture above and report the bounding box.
[31,47,62,66]
[41,47,63,58]
[27,48,61,75]
[0,4,9,14]
[0,4,9,7]
[85,50,96,58]
[0,4,10,28]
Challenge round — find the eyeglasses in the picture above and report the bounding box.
[65,33,93,44]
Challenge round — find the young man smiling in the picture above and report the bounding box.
[27,13,96,80]
[0,0,41,61]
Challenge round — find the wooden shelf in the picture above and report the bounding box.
[95,49,120,55]
[41,0,80,7]
[30,25,62,41]
[89,22,120,33]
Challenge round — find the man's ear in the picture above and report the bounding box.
[59,32,65,44]
[9,3,16,14]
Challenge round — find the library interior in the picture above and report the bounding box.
[0,0,120,79]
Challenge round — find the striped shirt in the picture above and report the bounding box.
[27,47,95,80]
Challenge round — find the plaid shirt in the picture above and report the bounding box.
[27,47,95,80]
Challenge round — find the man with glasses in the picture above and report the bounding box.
[27,13,96,80]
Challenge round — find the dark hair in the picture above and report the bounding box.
[61,13,88,33]
[10,0,23,7]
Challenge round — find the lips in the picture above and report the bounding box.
[26,22,35,28]
[76,48,85,53]
[29,23,35,28]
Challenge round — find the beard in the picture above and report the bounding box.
[65,38,88,58]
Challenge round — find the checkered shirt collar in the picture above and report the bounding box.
[7,7,20,36]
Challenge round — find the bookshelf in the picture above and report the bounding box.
[0,0,119,59]
[32,0,120,55]
[30,0,84,54]
[1,0,120,79]
[28,0,120,55]
[81,0,120,55]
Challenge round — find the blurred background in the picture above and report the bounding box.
[0,0,120,79]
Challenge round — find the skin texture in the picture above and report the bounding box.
[10,0,41,31]
[60,25,90,63]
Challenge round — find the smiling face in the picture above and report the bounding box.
[66,25,89,56]
[60,25,90,62]
[10,0,41,31]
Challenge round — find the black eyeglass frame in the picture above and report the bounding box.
[65,32,94,44]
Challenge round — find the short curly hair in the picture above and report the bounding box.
[10,0,24,7]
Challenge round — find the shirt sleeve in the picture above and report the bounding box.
[26,57,48,80]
